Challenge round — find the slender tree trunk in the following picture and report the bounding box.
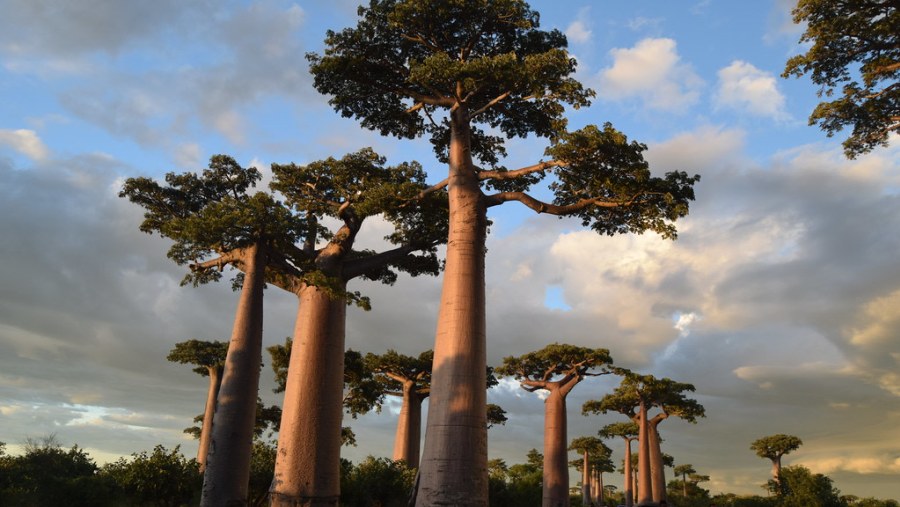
[393,383,424,468]
[598,471,604,507]
[201,244,265,507]
[648,423,666,504]
[624,438,634,507]
[270,283,347,507]
[416,107,488,507]
[197,365,223,472]
[636,406,653,506]
[681,473,687,498]
[543,390,570,507]
[581,451,590,507]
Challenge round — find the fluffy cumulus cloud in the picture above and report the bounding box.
[597,38,703,112]
[0,129,50,161]
[564,7,593,45]
[715,60,789,120]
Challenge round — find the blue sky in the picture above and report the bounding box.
[2,0,899,500]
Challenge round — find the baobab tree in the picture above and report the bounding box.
[673,463,696,498]
[568,436,611,507]
[366,349,433,467]
[496,343,613,507]
[264,149,446,506]
[584,371,705,506]
[166,339,227,471]
[309,2,700,504]
[751,434,803,491]
[598,422,639,507]
[121,156,301,506]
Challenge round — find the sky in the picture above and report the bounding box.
[1,0,899,500]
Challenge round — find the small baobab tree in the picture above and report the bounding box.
[597,422,638,507]
[497,343,613,507]
[673,463,696,498]
[166,339,228,471]
[751,433,803,491]
[568,436,611,507]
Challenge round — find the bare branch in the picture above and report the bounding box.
[484,190,661,212]
[469,90,511,118]
[478,160,565,181]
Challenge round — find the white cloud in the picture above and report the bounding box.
[715,60,789,120]
[597,38,702,112]
[0,128,50,161]
[673,312,701,337]
[564,8,592,45]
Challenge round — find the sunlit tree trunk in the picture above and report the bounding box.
[416,107,488,507]
[543,389,570,507]
[771,456,783,487]
[624,437,634,507]
[597,470,604,506]
[581,451,590,506]
[270,283,347,507]
[648,422,666,504]
[201,243,265,507]
[636,404,653,506]
[393,381,424,468]
[197,364,223,472]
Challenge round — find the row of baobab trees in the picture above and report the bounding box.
[119,0,702,506]
[168,336,707,507]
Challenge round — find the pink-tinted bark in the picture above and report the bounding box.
[201,244,265,507]
[393,381,424,468]
[542,389,570,507]
[270,283,347,507]
[197,365,222,472]
[416,107,488,507]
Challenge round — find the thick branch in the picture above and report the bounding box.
[469,90,511,118]
[190,248,246,272]
[342,244,421,280]
[484,190,659,212]
[478,160,565,181]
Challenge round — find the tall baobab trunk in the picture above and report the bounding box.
[624,437,634,507]
[648,422,667,505]
[201,244,265,507]
[581,450,590,507]
[270,283,347,507]
[393,381,424,467]
[197,364,223,472]
[636,405,653,506]
[416,108,488,507]
[543,389,570,507]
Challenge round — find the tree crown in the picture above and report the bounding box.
[750,434,803,461]
[783,0,900,157]
[166,339,228,376]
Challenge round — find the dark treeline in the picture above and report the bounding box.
[1,437,897,507]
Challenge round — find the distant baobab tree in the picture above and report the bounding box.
[751,433,803,490]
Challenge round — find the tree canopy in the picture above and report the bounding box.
[495,342,612,393]
[167,339,228,376]
[750,434,804,461]
[784,0,900,157]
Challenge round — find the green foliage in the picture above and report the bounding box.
[545,124,699,240]
[166,339,228,376]
[778,465,844,507]
[101,445,201,507]
[598,421,639,440]
[269,148,446,289]
[490,449,544,507]
[751,434,803,461]
[119,155,302,286]
[0,435,112,507]
[309,0,592,164]
[248,441,277,507]
[583,370,705,423]
[495,342,612,386]
[340,456,416,507]
[486,403,508,428]
[783,0,900,157]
